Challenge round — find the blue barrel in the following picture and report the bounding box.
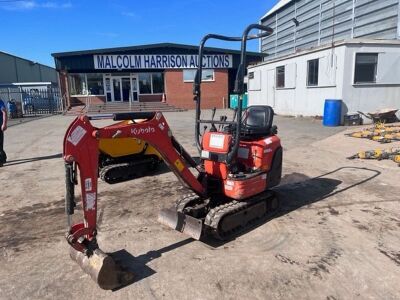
[323,99,342,126]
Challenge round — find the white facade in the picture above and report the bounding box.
[248,40,400,118]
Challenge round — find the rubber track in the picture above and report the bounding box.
[99,158,156,184]
[175,192,202,212]
[205,192,278,240]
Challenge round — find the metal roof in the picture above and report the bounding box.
[52,42,265,58]
[260,0,293,20]
[0,50,55,70]
[249,39,400,68]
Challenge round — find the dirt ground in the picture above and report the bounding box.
[0,110,399,300]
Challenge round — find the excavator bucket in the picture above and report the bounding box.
[158,208,203,240]
[69,248,134,290]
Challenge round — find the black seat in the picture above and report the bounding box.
[241,105,275,139]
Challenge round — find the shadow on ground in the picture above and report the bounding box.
[3,153,62,166]
[103,166,382,290]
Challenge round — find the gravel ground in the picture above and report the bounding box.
[0,111,398,300]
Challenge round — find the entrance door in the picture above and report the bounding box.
[121,77,131,102]
[131,75,138,102]
[112,78,122,102]
[266,69,275,107]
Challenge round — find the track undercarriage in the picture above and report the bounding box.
[159,190,280,241]
[99,154,161,184]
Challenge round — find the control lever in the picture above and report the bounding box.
[210,107,217,132]
[233,108,238,122]
[218,116,227,130]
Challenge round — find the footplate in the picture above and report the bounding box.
[158,208,203,240]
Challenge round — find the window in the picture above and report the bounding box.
[152,73,164,94]
[276,66,285,88]
[183,69,214,82]
[139,73,164,94]
[354,53,378,84]
[307,59,319,86]
[69,74,87,95]
[87,74,104,95]
[139,73,152,94]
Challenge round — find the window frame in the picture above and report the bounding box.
[86,73,105,96]
[68,73,106,96]
[138,72,165,95]
[353,53,378,84]
[276,66,285,88]
[307,59,319,87]
[183,69,215,83]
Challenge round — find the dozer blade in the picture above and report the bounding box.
[158,208,203,240]
[70,247,134,290]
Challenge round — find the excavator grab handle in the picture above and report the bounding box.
[113,112,156,121]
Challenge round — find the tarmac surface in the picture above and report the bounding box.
[0,110,399,300]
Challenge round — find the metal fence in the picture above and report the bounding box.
[0,87,64,117]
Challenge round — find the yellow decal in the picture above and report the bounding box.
[174,159,185,172]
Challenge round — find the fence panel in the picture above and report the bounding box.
[0,87,63,117]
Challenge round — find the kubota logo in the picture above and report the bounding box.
[131,126,156,135]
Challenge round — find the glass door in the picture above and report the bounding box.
[131,75,139,102]
[121,77,131,102]
[112,78,122,101]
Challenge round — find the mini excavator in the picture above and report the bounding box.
[63,24,282,289]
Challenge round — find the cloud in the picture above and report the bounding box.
[121,11,140,18]
[0,1,72,11]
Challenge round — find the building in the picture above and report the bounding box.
[0,51,58,88]
[248,0,400,118]
[52,43,264,110]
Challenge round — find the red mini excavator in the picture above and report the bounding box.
[63,24,282,289]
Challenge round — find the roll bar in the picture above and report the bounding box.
[193,24,273,164]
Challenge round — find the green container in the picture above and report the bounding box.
[229,94,248,109]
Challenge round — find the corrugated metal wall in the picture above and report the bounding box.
[261,0,400,59]
[0,52,58,84]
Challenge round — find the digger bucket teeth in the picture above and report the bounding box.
[69,247,134,290]
[158,208,203,240]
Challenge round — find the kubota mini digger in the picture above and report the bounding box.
[63,24,282,289]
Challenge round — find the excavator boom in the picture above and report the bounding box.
[63,112,205,289]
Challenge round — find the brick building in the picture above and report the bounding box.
[52,43,263,109]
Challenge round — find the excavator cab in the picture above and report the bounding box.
[63,24,281,290]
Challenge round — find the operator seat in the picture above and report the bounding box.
[240,105,276,139]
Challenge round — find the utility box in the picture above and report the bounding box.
[230,94,248,109]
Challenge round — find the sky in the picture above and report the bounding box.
[0,0,277,67]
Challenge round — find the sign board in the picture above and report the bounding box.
[93,54,233,70]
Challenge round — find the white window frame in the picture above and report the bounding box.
[275,66,285,89]
[353,52,379,85]
[306,58,319,87]
[183,69,215,83]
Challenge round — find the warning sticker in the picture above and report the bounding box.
[85,178,92,191]
[224,184,233,191]
[86,193,96,210]
[174,159,185,172]
[264,137,273,145]
[209,134,225,149]
[67,126,87,146]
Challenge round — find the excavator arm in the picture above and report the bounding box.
[63,112,205,288]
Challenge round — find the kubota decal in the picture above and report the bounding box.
[131,127,156,135]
